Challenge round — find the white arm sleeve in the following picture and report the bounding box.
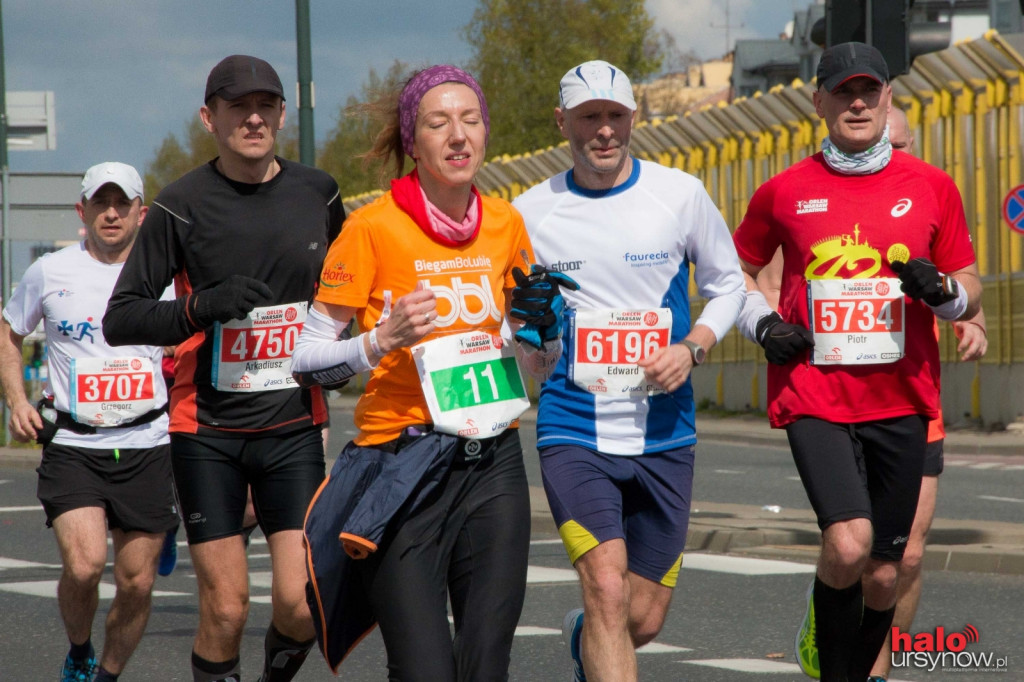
[504,316,561,383]
[291,307,376,386]
[929,282,968,321]
[736,289,775,344]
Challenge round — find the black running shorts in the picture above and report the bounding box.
[171,426,325,544]
[37,443,178,533]
[785,414,927,562]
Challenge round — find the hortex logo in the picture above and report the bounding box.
[891,624,1008,673]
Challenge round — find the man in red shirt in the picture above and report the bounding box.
[733,43,982,681]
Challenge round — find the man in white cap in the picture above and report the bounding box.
[512,60,746,682]
[0,162,178,682]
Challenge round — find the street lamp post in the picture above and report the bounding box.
[295,0,315,167]
[0,0,11,446]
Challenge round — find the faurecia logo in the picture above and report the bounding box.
[891,624,1008,673]
[623,251,670,267]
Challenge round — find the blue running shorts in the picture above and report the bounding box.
[539,443,695,587]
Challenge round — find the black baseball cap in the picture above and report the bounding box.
[204,55,285,103]
[816,42,889,93]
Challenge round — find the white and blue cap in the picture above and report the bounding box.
[81,162,144,202]
[559,60,637,111]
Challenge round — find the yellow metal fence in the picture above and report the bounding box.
[343,32,1024,416]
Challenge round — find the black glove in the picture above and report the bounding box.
[187,275,273,328]
[890,258,958,307]
[510,265,580,349]
[510,265,580,327]
[756,312,815,365]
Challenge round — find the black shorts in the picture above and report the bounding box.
[785,415,927,562]
[37,443,178,533]
[172,427,325,544]
[923,438,944,476]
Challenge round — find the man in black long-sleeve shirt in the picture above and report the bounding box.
[104,55,343,682]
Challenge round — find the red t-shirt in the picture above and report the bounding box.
[734,151,976,428]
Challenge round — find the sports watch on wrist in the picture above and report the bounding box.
[681,339,706,366]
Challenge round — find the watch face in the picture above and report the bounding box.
[686,340,705,365]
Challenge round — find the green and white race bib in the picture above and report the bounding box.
[413,331,530,438]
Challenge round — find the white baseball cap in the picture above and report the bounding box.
[559,60,637,111]
[81,162,144,202]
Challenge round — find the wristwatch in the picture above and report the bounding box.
[681,339,706,366]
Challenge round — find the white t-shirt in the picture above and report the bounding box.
[3,242,170,449]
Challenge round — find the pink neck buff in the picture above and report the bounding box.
[393,65,489,245]
[391,169,482,246]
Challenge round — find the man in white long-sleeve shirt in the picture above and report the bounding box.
[512,59,746,682]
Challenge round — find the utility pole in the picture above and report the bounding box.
[295,0,315,167]
[0,0,11,446]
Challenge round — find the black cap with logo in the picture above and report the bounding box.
[816,42,890,93]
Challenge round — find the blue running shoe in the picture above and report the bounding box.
[158,528,177,577]
[562,608,587,682]
[60,650,97,682]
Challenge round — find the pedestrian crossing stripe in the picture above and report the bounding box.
[683,554,815,575]
[0,580,189,599]
[682,658,802,673]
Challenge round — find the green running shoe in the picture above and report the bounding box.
[795,581,820,679]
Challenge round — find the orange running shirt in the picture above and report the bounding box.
[317,191,534,445]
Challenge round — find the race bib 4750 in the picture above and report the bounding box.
[212,302,307,392]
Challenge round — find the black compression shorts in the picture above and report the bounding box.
[171,426,324,544]
[785,414,927,562]
[37,443,178,533]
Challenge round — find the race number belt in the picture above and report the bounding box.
[412,331,529,438]
[807,278,904,365]
[211,302,307,392]
[569,308,672,395]
[68,356,157,427]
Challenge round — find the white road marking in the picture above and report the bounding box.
[713,469,745,474]
[682,658,803,673]
[514,626,559,636]
[0,505,43,513]
[637,642,692,653]
[0,557,61,570]
[527,565,578,583]
[0,580,189,598]
[978,495,1024,504]
[683,554,815,576]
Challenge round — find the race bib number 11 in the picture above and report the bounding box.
[414,331,529,438]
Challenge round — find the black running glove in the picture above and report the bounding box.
[890,258,958,307]
[187,275,273,329]
[756,312,815,365]
[511,265,580,349]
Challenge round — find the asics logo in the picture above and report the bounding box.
[891,198,912,218]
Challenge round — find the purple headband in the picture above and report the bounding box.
[398,65,490,158]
